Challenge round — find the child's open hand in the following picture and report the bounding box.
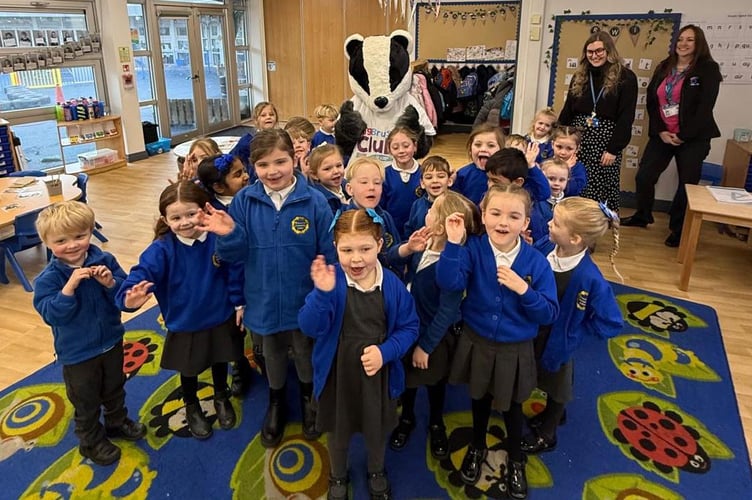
[445,212,466,244]
[405,226,432,253]
[310,255,336,292]
[197,203,235,235]
[123,280,154,309]
[497,266,529,295]
[180,152,200,181]
[361,345,384,376]
[412,345,430,370]
[525,142,540,167]
[235,306,245,327]
[566,153,578,168]
[62,267,93,295]
[89,265,115,288]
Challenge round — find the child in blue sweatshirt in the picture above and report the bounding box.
[197,153,256,396]
[34,201,146,466]
[308,144,348,214]
[117,182,244,440]
[437,184,558,499]
[198,129,336,448]
[298,209,419,500]
[381,125,421,239]
[403,155,453,238]
[522,197,622,455]
[390,191,481,460]
[451,123,505,205]
[550,125,587,196]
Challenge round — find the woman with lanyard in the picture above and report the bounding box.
[621,25,722,247]
[559,31,638,212]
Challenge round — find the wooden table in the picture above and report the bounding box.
[677,184,752,290]
[172,136,241,159]
[0,175,82,230]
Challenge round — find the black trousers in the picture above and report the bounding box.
[62,343,128,447]
[634,136,711,234]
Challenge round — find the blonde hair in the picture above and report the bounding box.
[480,183,531,217]
[540,158,570,175]
[188,137,221,157]
[431,191,481,243]
[36,201,96,243]
[556,197,622,281]
[284,116,315,140]
[345,156,385,181]
[314,104,339,120]
[527,107,557,136]
[309,143,343,177]
[570,31,624,98]
[505,134,527,149]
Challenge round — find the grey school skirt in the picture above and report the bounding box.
[538,360,574,404]
[449,325,536,411]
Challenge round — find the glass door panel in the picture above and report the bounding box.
[158,15,198,138]
[199,13,230,129]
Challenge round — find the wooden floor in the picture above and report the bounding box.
[1,133,751,462]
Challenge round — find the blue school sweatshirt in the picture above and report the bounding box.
[216,173,336,335]
[452,162,487,205]
[34,246,127,365]
[382,165,422,240]
[404,195,432,238]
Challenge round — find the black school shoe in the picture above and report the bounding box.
[388,417,415,450]
[367,470,391,500]
[620,214,654,227]
[665,231,682,247]
[185,402,213,439]
[428,423,449,459]
[520,431,557,454]
[327,475,349,500]
[214,390,237,429]
[527,408,567,429]
[459,445,487,485]
[508,459,528,499]
[106,418,147,441]
[230,358,254,397]
[80,438,121,466]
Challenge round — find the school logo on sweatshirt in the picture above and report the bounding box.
[577,290,589,310]
[291,216,310,235]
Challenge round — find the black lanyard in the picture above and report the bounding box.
[664,68,687,106]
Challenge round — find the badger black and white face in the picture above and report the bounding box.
[345,30,413,114]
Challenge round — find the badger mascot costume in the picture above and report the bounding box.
[336,30,435,164]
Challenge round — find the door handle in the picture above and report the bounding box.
[185,74,200,80]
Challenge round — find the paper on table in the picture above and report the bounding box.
[706,186,752,204]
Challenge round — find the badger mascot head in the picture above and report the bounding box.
[335,30,435,164]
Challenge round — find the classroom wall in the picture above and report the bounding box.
[518,0,752,199]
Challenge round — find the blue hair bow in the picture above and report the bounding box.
[598,201,618,227]
[214,154,235,173]
[365,208,385,227]
[328,208,342,233]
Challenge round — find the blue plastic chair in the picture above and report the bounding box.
[8,170,46,177]
[0,208,45,292]
[74,173,108,243]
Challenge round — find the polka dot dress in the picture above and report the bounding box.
[571,114,623,212]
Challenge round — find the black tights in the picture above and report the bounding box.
[328,432,387,478]
[400,379,447,426]
[471,395,525,463]
[540,397,566,440]
[181,363,229,404]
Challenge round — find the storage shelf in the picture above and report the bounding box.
[56,115,120,128]
[60,134,121,147]
[57,115,125,177]
[64,159,127,176]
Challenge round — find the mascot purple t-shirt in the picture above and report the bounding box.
[342,30,435,164]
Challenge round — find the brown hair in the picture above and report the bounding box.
[480,183,532,217]
[570,31,624,97]
[551,125,583,148]
[654,25,716,81]
[284,116,316,140]
[465,123,506,159]
[386,125,418,150]
[249,129,295,166]
[430,191,482,244]
[36,200,95,243]
[309,144,343,177]
[526,107,557,137]
[556,197,622,281]
[420,155,451,177]
[505,134,528,149]
[154,182,210,240]
[333,209,382,244]
[253,101,278,124]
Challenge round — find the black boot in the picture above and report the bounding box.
[214,389,237,430]
[261,386,287,448]
[508,459,528,499]
[185,402,213,439]
[300,382,321,440]
[230,357,254,397]
[79,438,121,465]
[106,418,147,441]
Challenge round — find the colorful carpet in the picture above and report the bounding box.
[1,283,751,498]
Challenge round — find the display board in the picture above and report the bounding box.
[414,1,520,63]
[685,13,752,85]
[548,14,681,192]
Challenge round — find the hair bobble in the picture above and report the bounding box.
[213,154,235,173]
[365,208,385,227]
[598,201,618,227]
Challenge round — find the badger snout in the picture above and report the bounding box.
[374,96,388,109]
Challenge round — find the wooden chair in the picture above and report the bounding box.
[74,173,108,243]
[0,208,45,292]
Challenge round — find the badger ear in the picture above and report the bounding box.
[344,34,364,60]
[389,29,413,55]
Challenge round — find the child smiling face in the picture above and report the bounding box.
[481,191,529,252]
[470,132,502,171]
[346,162,383,209]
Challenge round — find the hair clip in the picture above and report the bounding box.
[214,154,235,173]
[328,208,342,233]
[365,208,385,227]
[598,201,618,227]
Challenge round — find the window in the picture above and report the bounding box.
[129,2,160,125]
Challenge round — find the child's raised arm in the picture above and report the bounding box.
[310,255,336,292]
[197,203,235,235]
[122,280,154,310]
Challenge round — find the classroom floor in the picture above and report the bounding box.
[0,132,750,463]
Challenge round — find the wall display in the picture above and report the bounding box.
[685,13,752,85]
[0,31,101,74]
[415,1,520,62]
[548,13,681,192]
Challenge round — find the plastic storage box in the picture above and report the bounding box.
[699,162,723,186]
[145,137,171,156]
[77,148,118,169]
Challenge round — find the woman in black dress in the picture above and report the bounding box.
[620,25,722,247]
[559,31,638,212]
